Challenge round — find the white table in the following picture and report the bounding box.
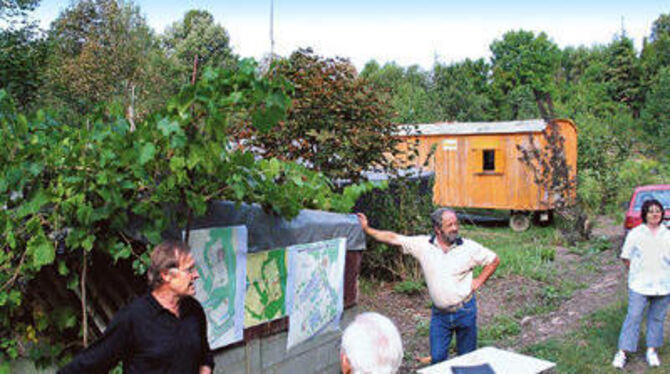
[417,346,555,374]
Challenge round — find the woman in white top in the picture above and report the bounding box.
[612,199,670,369]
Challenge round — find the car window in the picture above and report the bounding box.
[634,189,670,210]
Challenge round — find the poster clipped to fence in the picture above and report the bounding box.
[188,226,248,349]
[244,248,288,327]
[285,237,346,350]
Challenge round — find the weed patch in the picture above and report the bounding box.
[480,315,521,345]
[523,301,653,373]
[394,280,426,295]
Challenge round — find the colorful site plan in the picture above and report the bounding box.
[286,238,346,350]
[188,226,247,349]
[244,248,288,327]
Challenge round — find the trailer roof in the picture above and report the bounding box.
[397,119,547,136]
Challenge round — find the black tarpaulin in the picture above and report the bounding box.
[186,201,366,253]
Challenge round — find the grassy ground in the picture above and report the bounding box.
[525,300,670,373]
[359,219,644,373]
[462,224,561,281]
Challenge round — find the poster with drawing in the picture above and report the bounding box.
[188,226,247,349]
[286,238,346,350]
[244,248,288,327]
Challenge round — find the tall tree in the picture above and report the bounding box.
[0,24,46,109]
[0,0,46,109]
[361,61,436,123]
[43,0,160,118]
[161,9,237,86]
[603,34,643,115]
[650,14,670,42]
[243,48,400,183]
[432,58,492,122]
[0,0,39,20]
[640,66,670,156]
[490,30,561,120]
[641,14,670,92]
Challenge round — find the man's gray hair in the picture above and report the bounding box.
[341,312,403,374]
[430,207,456,228]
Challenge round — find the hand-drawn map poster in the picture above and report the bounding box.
[188,226,247,349]
[244,248,288,327]
[286,238,346,350]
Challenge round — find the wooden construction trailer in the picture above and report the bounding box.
[396,119,577,231]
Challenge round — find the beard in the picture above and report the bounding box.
[438,230,460,245]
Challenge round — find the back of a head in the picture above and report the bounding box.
[341,312,403,374]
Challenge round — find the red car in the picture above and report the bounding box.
[624,184,670,230]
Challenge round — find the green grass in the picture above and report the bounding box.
[415,317,430,337]
[394,279,426,295]
[524,300,670,373]
[359,277,377,297]
[480,314,521,345]
[462,225,558,281]
[569,235,612,256]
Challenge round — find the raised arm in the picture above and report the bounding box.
[356,213,403,246]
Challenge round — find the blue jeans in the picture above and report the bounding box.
[430,295,477,364]
[618,289,670,352]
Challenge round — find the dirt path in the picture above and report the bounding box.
[358,216,644,373]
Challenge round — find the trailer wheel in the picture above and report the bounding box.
[509,213,531,232]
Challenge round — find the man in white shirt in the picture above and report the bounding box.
[357,208,499,364]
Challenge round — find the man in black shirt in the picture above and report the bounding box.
[59,241,215,374]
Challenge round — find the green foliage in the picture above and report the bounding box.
[603,34,644,114]
[244,48,401,184]
[0,60,373,363]
[43,0,162,117]
[610,156,670,213]
[524,301,628,373]
[393,280,425,295]
[361,61,438,123]
[490,30,561,119]
[640,66,670,156]
[356,175,435,280]
[0,0,39,19]
[432,59,493,122]
[161,9,237,87]
[480,315,521,344]
[0,23,47,110]
[415,317,430,337]
[570,235,611,256]
[465,225,557,282]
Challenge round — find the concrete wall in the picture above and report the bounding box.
[213,306,359,374]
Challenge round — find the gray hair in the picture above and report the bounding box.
[341,312,403,374]
[430,207,456,228]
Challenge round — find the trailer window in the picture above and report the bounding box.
[483,150,495,171]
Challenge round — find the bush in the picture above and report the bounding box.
[355,174,435,280]
[393,280,426,295]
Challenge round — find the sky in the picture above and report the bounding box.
[32,0,670,72]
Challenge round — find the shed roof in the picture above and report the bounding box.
[397,119,547,136]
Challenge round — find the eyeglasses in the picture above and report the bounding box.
[170,266,198,275]
[648,207,663,213]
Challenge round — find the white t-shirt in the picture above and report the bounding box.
[398,235,498,309]
[620,224,670,296]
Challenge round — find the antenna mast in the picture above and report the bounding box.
[270,0,275,63]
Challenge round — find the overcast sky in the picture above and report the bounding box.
[33,0,670,71]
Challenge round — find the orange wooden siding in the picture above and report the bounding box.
[395,119,577,211]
